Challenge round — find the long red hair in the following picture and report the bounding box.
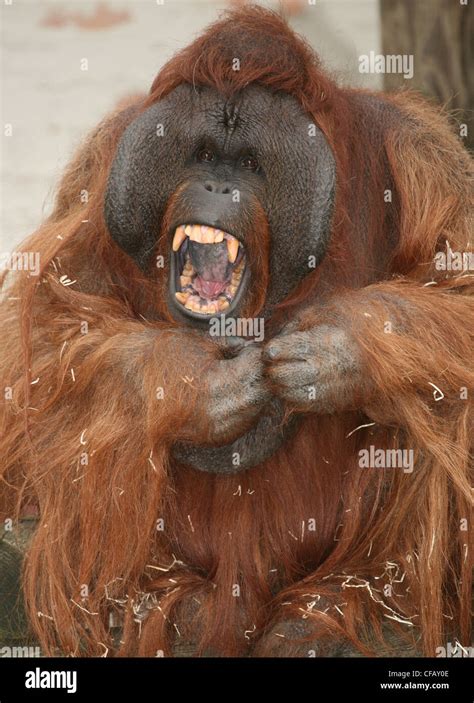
[0,7,472,657]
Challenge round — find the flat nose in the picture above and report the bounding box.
[203,181,234,195]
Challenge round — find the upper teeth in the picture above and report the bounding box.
[172,225,240,262]
[226,237,239,263]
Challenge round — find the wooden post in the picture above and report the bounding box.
[380,0,473,151]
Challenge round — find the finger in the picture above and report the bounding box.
[264,332,312,362]
[278,384,316,406]
[266,360,317,388]
[217,335,258,357]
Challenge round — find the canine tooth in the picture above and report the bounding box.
[175,291,189,305]
[172,226,187,251]
[226,237,239,263]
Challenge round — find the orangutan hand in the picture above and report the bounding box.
[187,342,270,445]
[263,324,369,414]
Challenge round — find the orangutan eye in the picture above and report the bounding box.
[197,148,215,163]
[240,155,259,171]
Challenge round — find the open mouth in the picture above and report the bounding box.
[171,224,247,317]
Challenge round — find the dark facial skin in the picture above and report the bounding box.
[104,84,337,473]
[105,84,335,312]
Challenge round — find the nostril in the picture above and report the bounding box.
[203,181,233,194]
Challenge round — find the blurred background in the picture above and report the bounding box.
[0,0,472,251]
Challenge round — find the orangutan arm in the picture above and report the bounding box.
[22,314,269,451]
[264,280,473,424]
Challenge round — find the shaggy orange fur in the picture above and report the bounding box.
[0,7,472,657]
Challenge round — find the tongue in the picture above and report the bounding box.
[193,276,227,299]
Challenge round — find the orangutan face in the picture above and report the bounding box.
[105,84,335,325]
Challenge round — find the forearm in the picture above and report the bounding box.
[264,280,473,479]
[322,281,473,407]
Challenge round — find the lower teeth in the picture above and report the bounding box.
[181,295,230,314]
[176,253,243,314]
